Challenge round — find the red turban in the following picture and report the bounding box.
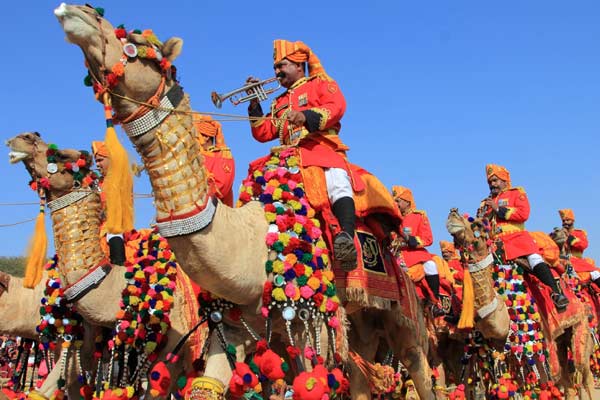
[485,164,511,187]
[558,209,575,221]
[273,39,330,80]
[391,185,415,208]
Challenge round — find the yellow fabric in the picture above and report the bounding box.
[273,39,330,80]
[92,141,109,158]
[495,222,525,236]
[23,212,47,288]
[530,231,560,267]
[486,163,511,187]
[103,125,134,233]
[406,263,425,282]
[432,255,455,285]
[558,208,575,221]
[458,268,475,329]
[391,185,415,207]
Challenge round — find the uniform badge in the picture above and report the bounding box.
[298,93,308,107]
[499,199,508,207]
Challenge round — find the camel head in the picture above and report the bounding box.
[446,208,491,262]
[54,3,183,118]
[549,227,568,247]
[7,132,96,200]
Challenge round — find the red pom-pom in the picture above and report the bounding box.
[149,361,171,396]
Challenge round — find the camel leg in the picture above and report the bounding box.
[347,332,379,400]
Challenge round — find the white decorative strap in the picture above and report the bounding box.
[47,190,93,212]
[477,297,498,319]
[157,197,217,237]
[63,263,112,302]
[122,84,184,137]
[468,253,493,273]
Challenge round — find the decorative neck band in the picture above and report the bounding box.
[47,189,95,213]
[468,253,494,273]
[122,84,184,137]
[156,196,217,237]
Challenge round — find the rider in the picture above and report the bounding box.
[247,39,357,271]
[392,185,443,315]
[192,114,235,207]
[92,141,126,265]
[440,240,464,285]
[478,164,569,311]
[555,209,600,286]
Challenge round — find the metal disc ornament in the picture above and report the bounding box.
[282,306,296,321]
[210,310,223,323]
[47,163,58,174]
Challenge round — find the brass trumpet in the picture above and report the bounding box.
[211,77,281,108]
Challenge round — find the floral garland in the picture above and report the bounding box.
[35,255,86,400]
[235,147,347,398]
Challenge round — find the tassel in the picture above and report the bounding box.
[24,194,47,288]
[102,93,134,234]
[457,268,475,329]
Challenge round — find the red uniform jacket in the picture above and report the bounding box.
[398,210,434,267]
[566,229,596,273]
[249,76,349,170]
[478,187,538,260]
[448,258,464,284]
[202,149,235,207]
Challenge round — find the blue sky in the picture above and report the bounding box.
[1,1,599,262]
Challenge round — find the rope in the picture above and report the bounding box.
[0,217,37,227]
[108,89,284,123]
[0,194,153,207]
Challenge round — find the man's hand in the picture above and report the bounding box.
[483,197,499,212]
[286,110,306,127]
[245,76,260,108]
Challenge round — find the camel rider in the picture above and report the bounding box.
[247,39,357,271]
[192,114,235,207]
[478,164,569,311]
[392,185,444,316]
[440,240,464,285]
[92,141,126,265]
[555,209,600,286]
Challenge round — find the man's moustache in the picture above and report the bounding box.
[276,72,286,79]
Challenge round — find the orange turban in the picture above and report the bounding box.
[584,257,596,267]
[558,209,575,221]
[193,114,225,147]
[273,39,330,80]
[92,141,109,158]
[485,164,511,187]
[439,240,456,254]
[391,185,415,207]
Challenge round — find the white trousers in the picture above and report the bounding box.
[423,260,439,275]
[324,167,353,204]
[525,253,545,270]
[591,270,600,281]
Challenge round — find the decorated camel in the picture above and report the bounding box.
[446,208,593,398]
[54,4,435,399]
[7,131,208,398]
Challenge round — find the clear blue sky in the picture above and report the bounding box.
[1,1,599,262]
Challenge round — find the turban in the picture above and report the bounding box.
[485,164,511,187]
[391,185,415,207]
[439,240,456,254]
[193,114,225,146]
[273,39,330,80]
[558,209,575,221]
[584,257,596,267]
[92,141,109,158]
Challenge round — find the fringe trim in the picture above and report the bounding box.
[338,287,392,310]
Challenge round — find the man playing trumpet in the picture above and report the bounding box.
[246,40,357,271]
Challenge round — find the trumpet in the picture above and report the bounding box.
[210,77,281,108]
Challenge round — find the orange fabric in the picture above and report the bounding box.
[530,231,560,267]
[193,114,228,147]
[432,255,455,286]
[92,141,109,158]
[391,185,415,207]
[485,163,511,187]
[406,263,425,282]
[558,208,574,221]
[273,39,329,79]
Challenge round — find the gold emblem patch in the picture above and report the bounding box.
[298,93,308,107]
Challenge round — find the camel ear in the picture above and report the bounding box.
[127,33,150,46]
[162,38,183,62]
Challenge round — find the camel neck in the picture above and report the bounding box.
[50,192,106,280]
[127,93,211,222]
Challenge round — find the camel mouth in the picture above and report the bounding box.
[54,3,98,43]
[446,221,464,235]
[8,151,29,164]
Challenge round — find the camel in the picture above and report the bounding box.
[446,208,593,399]
[54,4,435,399]
[7,132,206,399]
